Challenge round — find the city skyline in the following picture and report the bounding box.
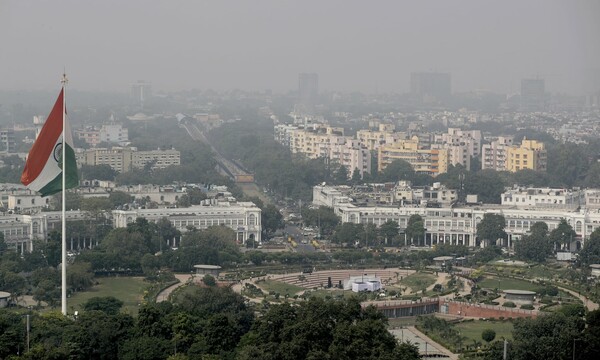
[1,1,599,95]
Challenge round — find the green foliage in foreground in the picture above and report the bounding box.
[0,287,419,360]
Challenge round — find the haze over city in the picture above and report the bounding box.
[1,0,599,94]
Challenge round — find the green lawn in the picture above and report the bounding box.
[399,272,436,292]
[478,277,536,291]
[68,276,149,315]
[455,320,514,343]
[308,289,359,300]
[257,280,305,296]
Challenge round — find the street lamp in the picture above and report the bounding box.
[573,338,581,360]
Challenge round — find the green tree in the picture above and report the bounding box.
[100,228,152,270]
[51,191,82,211]
[549,219,577,251]
[83,296,124,315]
[119,336,171,360]
[33,279,61,307]
[261,204,284,239]
[394,342,420,360]
[476,213,507,247]
[68,261,95,292]
[510,313,584,360]
[301,206,340,235]
[0,310,25,358]
[481,328,496,343]
[405,214,425,246]
[466,170,507,204]
[80,164,117,181]
[379,220,399,245]
[331,161,349,185]
[580,228,600,266]
[351,168,362,184]
[379,159,415,182]
[515,221,552,263]
[470,245,502,265]
[579,309,600,359]
[109,191,134,208]
[169,226,240,270]
[0,232,7,254]
[240,297,406,360]
[141,253,161,278]
[203,274,217,287]
[547,142,588,187]
[332,223,363,245]
[81,197,113,213]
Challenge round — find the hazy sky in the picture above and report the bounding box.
[1,0,599,94]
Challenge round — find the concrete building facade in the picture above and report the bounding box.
[378,138,448,176]
[482,136,514,171]
[506,139,547,172]
[76,147,180,173]
[112,200,262,244]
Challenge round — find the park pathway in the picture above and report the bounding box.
[156,274,195,302]
[405,326,459,360]
[425,272,449,292]
[555,285,599,311]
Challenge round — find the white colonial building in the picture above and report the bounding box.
[315,184,600,249]
[0,210,88,253]
[333,202,599,249]
[112,200,262,244]
[501,187,585,210]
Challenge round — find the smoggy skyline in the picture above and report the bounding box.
[1,0,599,95]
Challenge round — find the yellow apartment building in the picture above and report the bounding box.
[506,138,547,172]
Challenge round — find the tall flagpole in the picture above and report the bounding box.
[61,73,68,316]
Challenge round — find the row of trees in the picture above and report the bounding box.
[0,287,419,360]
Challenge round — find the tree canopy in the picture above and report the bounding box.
[476,214,507,246]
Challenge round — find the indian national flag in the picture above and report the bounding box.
[21,89,78,197]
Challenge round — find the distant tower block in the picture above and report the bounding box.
[520,78,545,111]
[131,80,152,109]
[0,129,16,153]
[410,72,451,103]
[298,73,319,113]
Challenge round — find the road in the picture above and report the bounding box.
[284,224,316,252]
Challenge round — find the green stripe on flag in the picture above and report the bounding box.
[38,143,78,197]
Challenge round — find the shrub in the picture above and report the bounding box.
[202,274,216,287]
[481,329,496,343]
[520,304,535,310]
[503,301,516,308]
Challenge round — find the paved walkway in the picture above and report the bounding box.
[556,285,599,311]
[156,274,195,302]
[425,272,449,292]
[391,326,458,360]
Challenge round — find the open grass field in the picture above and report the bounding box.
[399,272,436,292]
[68,277,149,315]
[455,320,514,343]
[478,277,536,291]
[257,280,304,295]
[308,289,359,299]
